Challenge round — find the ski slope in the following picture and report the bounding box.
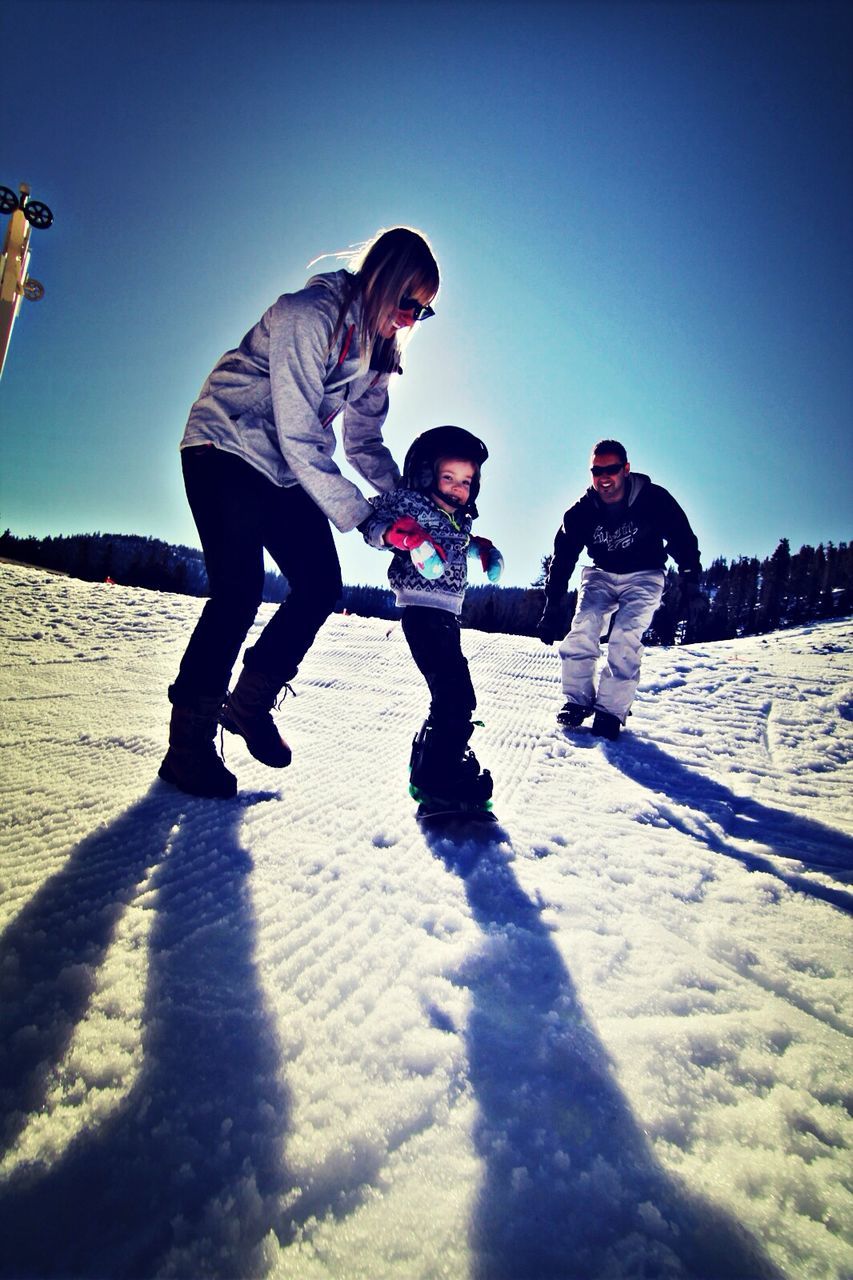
[0,561,850,1280]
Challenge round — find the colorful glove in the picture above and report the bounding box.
[410,541,446,580]
[469,536,504,583]
[384,516,446,580]
[385,516,431,550]
[537,601,565,646]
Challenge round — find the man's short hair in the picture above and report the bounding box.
[591,439,628,465]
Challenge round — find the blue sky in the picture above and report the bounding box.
[1,0,851,590]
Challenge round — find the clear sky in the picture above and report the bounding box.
[1,0,851,590]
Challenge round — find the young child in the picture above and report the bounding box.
[361,425,503,810]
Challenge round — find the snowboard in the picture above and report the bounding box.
[410,772,496,829]
[559,724,622,743]
[415,798,498,829]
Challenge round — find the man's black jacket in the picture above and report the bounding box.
[544,472,701,603]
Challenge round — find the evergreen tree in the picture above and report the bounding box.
[729,557,760,635]
[756,538,790,632]
[2,527,852,639]
[787,544,814,625]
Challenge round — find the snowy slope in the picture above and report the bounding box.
[0,561,850,1280]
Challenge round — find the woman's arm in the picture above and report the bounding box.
[268,293,373,532]
[342,378,401,494]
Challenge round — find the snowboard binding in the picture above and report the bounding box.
[409,719,494,820]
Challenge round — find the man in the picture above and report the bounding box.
[537,439,703,740]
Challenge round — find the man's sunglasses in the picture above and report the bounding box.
[399,295,435,322]
[590,462,625,477]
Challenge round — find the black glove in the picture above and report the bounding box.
[678,572,707,627]
[537,601,565,646]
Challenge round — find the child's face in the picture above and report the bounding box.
[432,457,476,511]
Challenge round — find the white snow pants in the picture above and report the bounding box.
[558,566,665,722]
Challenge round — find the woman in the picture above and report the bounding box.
[159,226,440,798]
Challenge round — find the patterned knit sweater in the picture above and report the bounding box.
[361,487,473,615]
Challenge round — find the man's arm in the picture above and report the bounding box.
[537,501,587,644]
[544,502,587,601]
[658,489,701,574]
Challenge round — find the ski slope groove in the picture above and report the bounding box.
[0,562,850,1280]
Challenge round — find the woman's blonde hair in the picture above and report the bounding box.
[324,226,439,375]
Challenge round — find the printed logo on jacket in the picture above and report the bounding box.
[592,521,639,553]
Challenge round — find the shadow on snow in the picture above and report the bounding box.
[423,822,784,1280]
[0,778,797,1279]
[606,736,853,914]
[0,783,291,1280]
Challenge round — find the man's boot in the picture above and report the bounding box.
[557,700,591,728]
[220,669,292,768]
[158,694,237,799]
[591,709,621,741]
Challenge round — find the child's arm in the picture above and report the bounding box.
[359,496,447,579]
[387,518,447,579]
[359,493,406,549]
[468,535,504,582]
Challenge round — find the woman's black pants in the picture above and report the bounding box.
[170,446,343,703]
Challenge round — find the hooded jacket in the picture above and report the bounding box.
[361,487,475,616]
[180,270,401,532]
[544,471,701,603]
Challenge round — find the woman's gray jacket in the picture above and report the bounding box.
[180,270,401,532]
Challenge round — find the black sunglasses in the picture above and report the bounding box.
[399,295,435,322]
[590,462,625,477]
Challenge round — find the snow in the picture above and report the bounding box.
[0,560,850,1280]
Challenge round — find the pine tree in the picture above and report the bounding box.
[756,538,790,632]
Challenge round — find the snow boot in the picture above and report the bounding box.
[159,695,237,799]
[220,669,292,768]
[409,719,493,807]
[557,700,591,728]
[591,709,621,741]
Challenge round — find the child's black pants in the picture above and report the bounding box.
[401,606,477,749]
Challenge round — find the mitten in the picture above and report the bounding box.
[469,536,504,583]
[410,541,446,580]
[384,516,446,580]
[385,516,431,550]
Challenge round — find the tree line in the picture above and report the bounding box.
[1,529,850,644]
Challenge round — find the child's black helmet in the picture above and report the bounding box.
[402,426,489,510]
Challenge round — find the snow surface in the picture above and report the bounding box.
[0,560,851,1280]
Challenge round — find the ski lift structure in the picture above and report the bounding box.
[0,183,54,379]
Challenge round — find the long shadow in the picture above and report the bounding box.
[0,786,185,1151]
[604,735,853,914]
[0,786,292,1280]
[424,824,784,1280]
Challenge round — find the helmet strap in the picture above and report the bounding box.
[432,485,467,510]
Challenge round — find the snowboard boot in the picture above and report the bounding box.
[409,719,493,808]
[591,709,621,741]
[220,669,292,768]
[454,747,494,806]
[158,694,237,799]
[556,700,591,728]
